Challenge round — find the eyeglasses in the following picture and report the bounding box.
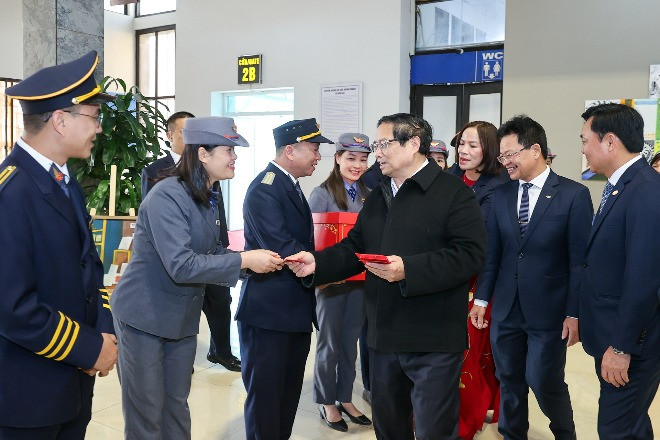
[497,146,531,163]
[369,139,399,153]
[62,110,103,126]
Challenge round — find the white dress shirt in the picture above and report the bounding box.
[516,165,551,219]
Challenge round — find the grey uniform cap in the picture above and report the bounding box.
[335,133,370,153]
[182,117,249,147]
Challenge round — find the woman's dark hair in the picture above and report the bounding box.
[159,143,219,207]
[320,151,369,211]
[454,121,503,176]
[651,151,660,167]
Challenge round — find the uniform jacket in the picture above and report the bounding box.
[308,183,369,213]
[110,177,241,340]
[579,159,660,358]
[475,170,593,329]
[447,163,510,226]
[236,162,316,333]
[0,145,113,427]
[141,151,175,199]
[310,161,487,352]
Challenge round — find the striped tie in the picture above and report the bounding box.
[518,182,533,237]
[597,181,614,215]
[347,186,356,202]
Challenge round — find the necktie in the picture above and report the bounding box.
[597,181,614,216]
[294,181,304,201]
[209,189,220,212]
[347,186,357,203]
[518,182,533,237]
[49,163,69,198]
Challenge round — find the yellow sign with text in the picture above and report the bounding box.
[238,54,262,84]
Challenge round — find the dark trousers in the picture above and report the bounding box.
[203,284,233,358]
[490,296,575,440]
[595,354,660,440]
[239,323,311,440]
[370,348,462,440]
[359,318,370,391]
[0,390,92,440]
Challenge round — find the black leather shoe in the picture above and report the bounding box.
[206,353,241,372]
[337,402,372,425]
[319,405,348,432]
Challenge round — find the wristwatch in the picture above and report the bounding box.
[612,347,627,355]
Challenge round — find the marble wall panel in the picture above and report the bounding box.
[56,0,103,36]
[56,29,104,81]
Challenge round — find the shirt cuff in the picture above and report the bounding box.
[566,316,578,320]
[474,299,488,307]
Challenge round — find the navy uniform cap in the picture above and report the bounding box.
[5,50,115,114]
[273,118,333,147]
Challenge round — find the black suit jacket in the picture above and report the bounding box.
[447,163,509,226]
[311,161,487,353]
[141,152,175,201]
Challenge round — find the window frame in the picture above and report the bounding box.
[1,77,22,160]
[135,25,176,132]
[136,0,176,17]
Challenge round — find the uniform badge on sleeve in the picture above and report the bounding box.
[0,165,18,193]
[261,172,275,185]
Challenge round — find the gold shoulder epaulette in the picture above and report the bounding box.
[261,171,275,185]
[0,165,18,192]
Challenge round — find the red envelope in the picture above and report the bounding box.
[355,253,391,264]
[284,258,305,263]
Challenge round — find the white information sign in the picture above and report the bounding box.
[320,83,362,157]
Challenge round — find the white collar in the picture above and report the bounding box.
[17,138,70,182]
[170,150,181,164]
[519,165,550,189]
[270,160,298,185]
[608,155,642,187]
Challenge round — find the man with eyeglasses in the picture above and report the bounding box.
[0,51,118,439]
[287,113,487,439]
[469,115,592,440]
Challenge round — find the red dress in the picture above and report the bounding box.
[458,174,500,440]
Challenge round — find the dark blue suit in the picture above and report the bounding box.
[580,158,660,439]
[236,162,316,439]
[0,145,112,434]
[141,153,235,360]
[475,170,592,440]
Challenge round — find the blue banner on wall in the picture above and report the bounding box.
[411,49,504,85]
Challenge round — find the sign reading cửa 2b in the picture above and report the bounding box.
[238,54,262,84]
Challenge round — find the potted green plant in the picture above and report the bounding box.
[69,76,167,215]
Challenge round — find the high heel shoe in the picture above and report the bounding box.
[336,402,372,425]
[319,404,348,432]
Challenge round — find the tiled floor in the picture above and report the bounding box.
[88,286,658,439]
